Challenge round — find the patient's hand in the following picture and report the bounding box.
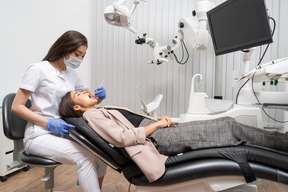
[157,116,175,128]
[144,116,175,136]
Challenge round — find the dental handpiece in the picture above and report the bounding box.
[98,80,104,87]
[94,80,105,98]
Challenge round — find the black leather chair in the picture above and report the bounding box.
[66,116,288,192]
[2,93,60,191]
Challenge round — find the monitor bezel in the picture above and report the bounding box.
[207,0,273,56]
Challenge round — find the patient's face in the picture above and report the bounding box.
[70,91,98,108]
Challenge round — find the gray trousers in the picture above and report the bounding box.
[139,116,288,156]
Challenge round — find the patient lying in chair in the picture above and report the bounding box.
[59,90,288,182]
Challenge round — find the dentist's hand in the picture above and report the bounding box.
[47,119,75,135]
[94,86,106,99]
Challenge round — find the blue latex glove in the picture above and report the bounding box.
[47,119,75,135]
[94,86,106,99]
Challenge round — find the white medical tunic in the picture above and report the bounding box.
[20,61,87,140]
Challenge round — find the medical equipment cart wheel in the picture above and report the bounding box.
[0,165,30,182]
[0,175,7,182]
[23,165,30,172]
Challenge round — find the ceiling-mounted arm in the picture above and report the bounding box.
[113,0,146,18]
[104,0,147,34]
[174,0,215,51]
[129,0,147,16]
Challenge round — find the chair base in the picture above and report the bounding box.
[43,166,56,190]
[135,176,259,192]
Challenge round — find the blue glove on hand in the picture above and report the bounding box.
[47,119,75,135]
[94,86,106,99]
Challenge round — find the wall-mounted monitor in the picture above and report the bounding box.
[207,0,273,56]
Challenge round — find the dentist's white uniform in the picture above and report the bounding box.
[20,61,106,192]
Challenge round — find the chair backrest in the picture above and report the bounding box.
[2,93,31,140]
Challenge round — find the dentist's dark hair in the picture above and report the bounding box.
[43,30,88,62]
[59,91,82,118]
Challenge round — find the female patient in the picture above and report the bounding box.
[59,90,288,182]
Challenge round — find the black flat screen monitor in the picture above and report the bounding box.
[207,0,273,56]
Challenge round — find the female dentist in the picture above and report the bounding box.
[11,30,107,192]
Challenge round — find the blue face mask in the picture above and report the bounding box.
[64,55,82,69]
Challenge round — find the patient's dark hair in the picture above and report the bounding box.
[59,91,82,118]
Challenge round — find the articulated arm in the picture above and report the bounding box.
[135,33,181,64]
[135,0,215,65]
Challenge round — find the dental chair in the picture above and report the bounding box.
[2,93,60,192]
[65,117,288,192]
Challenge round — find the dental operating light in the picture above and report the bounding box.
[104,0,146,34]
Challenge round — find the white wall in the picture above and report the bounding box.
[93,0,288,128]
[0,0,95,104]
